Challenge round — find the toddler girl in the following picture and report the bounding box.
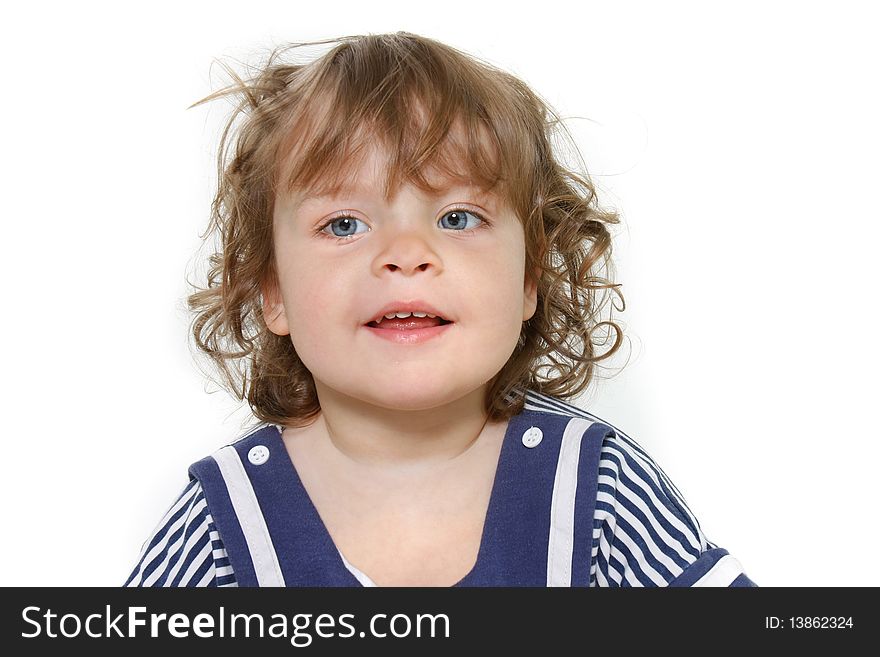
[125,31,756,587]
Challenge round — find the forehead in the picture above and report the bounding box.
[288,141,504,212]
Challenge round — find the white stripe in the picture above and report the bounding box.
[212,446,286,587]
[163,513,211,586]
[611,546,630,586]
[207,517,233,578]
[546,418,594,586]
[593,527,612,587]
[339,551,379,587]
[179,540,213,586]
[692,555,744,587]
[607,521,670,586]
[196,564,216,588]
[597,515,628,586]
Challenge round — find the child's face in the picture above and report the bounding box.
[264,144,538,412]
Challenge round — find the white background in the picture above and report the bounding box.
[2,0,877,587]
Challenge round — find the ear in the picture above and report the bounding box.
[522,266,539,322]
[261,276,291,336]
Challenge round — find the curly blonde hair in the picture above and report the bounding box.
[186,31,626,429]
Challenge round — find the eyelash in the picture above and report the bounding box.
[314,207,490,242]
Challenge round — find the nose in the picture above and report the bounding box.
[373,229,442,277]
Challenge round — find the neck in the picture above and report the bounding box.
[310,381,496,473]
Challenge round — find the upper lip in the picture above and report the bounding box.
[365,300,453,325]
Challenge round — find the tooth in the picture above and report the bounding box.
[376,310,442,322]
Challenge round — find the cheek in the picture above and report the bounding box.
[466,251,527,333]
[277,258,335,338]
[476,241,527,305]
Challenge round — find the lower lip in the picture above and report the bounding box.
[363,323,453,344]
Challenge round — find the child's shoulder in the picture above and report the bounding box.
[520,387,683,483]
[518,387,638,454]
[187,422,285,475]
[519,388,698,530]
[519,387,616,423]
[521,388,757,586]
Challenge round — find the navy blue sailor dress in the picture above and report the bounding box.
[124,389,758,587]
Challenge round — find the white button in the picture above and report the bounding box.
[248,445,270,465]
[522,426,543,448]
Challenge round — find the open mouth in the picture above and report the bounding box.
[365,316,453,330]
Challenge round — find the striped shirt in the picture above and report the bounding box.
[124,389,756,587]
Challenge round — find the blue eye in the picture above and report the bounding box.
[439,209,484,231]
[321,215,369,239]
